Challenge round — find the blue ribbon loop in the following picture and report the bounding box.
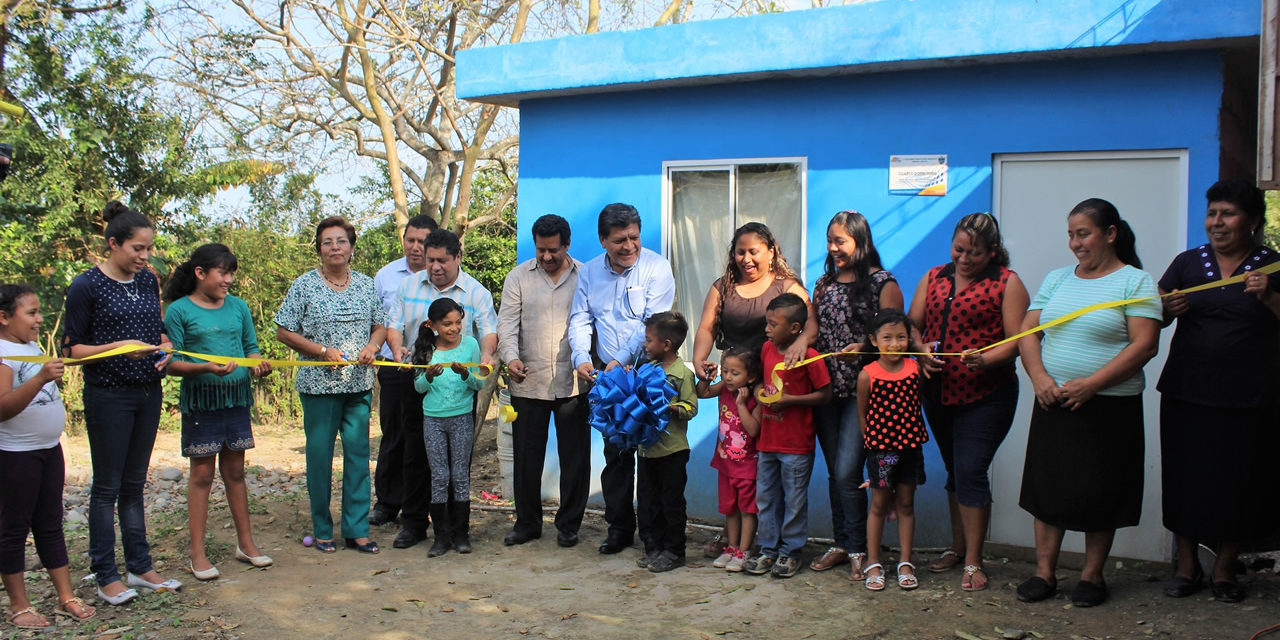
[587,362,675,451]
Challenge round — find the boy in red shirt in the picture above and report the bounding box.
[743,293,831,579]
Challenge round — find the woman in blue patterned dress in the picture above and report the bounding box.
[275,217,387,554]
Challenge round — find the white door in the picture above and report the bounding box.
[991,151,1188,562]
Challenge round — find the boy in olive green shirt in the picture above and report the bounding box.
[635,311,698,573]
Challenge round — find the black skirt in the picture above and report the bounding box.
[1160,395,1280,543]
[1019,395,1145,532]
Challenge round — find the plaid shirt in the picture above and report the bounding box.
[389,269,497,355]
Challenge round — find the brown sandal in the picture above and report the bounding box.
[928,548,961,572]
[55,597,97,621]
[8,606,48,630]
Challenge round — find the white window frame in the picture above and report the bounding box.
[659,156,809,286]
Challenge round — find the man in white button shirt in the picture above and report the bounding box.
[568,203,675,554]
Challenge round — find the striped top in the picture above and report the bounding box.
[390,269,497,353]
[1030,264,1161,397]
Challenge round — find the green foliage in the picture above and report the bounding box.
[1266,190,1280,250]
[461,167,517,301]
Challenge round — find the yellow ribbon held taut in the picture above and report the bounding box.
[3,344,493,379]
[756,261,1280,404]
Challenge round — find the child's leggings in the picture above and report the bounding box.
[424,413,474,503]
[0,444,69,574]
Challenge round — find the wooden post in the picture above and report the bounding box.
[1259,0,1280,187]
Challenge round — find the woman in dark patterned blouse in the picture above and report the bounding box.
[808,210,905,580]
[1158,180,1280,603]
[62,201,180,605]
[907,213,1028,592]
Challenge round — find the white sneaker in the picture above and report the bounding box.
[712,550,734,568]
[725,553,746,572]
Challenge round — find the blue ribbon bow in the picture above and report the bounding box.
[587,362,676,451]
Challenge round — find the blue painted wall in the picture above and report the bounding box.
[515,50,1223,544]
[458,0,1256,104]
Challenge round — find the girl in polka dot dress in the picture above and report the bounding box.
[855,309,929,592]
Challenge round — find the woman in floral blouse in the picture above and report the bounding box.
[808,210,905,580]
[275,217,387,554]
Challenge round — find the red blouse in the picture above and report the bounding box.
[920,263,1015,406]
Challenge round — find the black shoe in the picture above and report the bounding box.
[636,549,660,569]
[369,507,398,527]
[1212,580,1246,603]
[599,533,634,554]
[453,535,472,554]
[1016,576,1057,603]
[1163,566,1204,598]
[556,530,579,548]
[1070,579,1108,607]
[427,539,450,557]
[647,551,683,573]
[393,529,426,549]
[504,530,540,546]
[343,538,380,554]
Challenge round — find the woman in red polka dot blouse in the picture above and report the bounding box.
[906,213,1029,592]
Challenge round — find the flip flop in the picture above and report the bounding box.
[961,565,988,592]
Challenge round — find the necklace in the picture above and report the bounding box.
[321,268,350,289]
[121,279,139,301]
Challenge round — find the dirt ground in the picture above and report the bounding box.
[5,411,1279,640]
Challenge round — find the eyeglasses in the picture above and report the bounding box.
[321,238,351,248]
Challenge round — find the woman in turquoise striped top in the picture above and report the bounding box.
[1014,198,1162,608]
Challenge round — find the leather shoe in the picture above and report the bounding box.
[393,529,426,549]
[556,530,579,548]
[598,533,633,554]
[504,530,540,546]
[1163,566,1203,598]
[1070,579,1108,607]
[1212,580,1246,603]
[369,507,398,527]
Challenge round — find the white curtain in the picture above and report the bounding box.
[670,169,731,360]
[736,163,805,287]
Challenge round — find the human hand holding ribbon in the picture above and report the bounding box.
[756,260,1280,404]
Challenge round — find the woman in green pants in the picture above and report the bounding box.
[275,217,387,554]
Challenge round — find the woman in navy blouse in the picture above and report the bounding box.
[61,202,178,605]
[1158,180,1280,603]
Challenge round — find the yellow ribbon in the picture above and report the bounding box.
[3,344,493,378]
[756,261,1280,404]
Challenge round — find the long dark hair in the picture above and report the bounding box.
[714,222,799,348]
[1069,198,1141,268]
[814,210,883,302]
[163,243,239,302]
[102,201,152,249]
[411,298,466,365]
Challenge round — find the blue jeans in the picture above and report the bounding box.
[924,379,1018,507]
[84,382,162,586]
[815,398,868,553]
[755,451,814,558]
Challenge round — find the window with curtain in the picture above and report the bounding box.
[666,160,806,361]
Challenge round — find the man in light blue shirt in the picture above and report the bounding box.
[384,227,498,549]
[370,214,436,530]
[568,203,675,554]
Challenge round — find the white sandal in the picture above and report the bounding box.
[897,561,919,590]
[864,562,886,591]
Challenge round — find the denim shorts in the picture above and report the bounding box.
[181,406,255,458]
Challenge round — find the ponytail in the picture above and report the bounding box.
[1069,198,1142,268]
[162,243,239,302]
[102,201,152,249]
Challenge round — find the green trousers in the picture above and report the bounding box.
[300,391,372,540]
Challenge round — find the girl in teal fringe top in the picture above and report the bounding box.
[163,244,274,580]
